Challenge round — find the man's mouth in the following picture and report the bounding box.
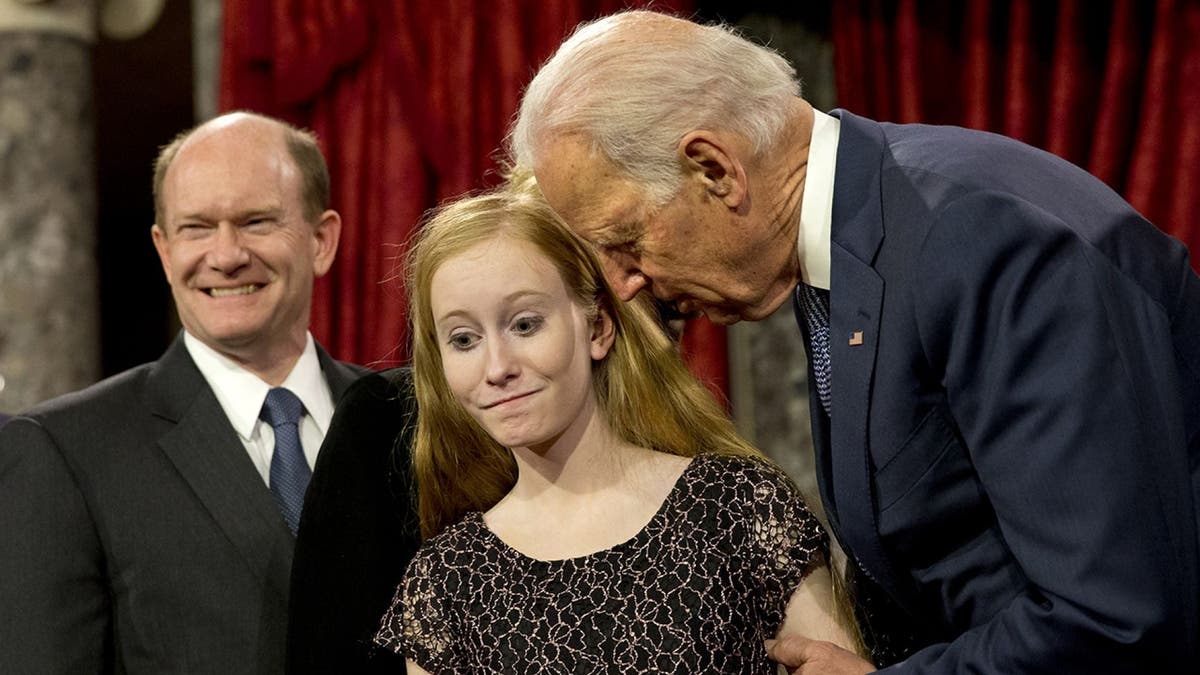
[206,283,263,298]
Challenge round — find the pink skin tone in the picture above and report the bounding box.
[533,125,807,326]
[430,235,612,456]
[151,114,340,385]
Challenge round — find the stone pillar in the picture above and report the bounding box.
[0,0,164,412]
[0,0,100,413]
[191,0,220,121]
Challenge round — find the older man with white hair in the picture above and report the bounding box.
[514,10,1200,674]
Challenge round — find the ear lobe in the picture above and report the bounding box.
[590,301,617,361]
[679,132,746,208]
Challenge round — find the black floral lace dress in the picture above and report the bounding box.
[375,453,828,673]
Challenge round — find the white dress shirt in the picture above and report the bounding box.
[797,108,841,290]
[184,331,335,485]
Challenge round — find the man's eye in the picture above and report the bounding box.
[512,316,544,335]
[177,224,209,237]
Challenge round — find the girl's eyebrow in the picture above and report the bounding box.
[434,289,554,325]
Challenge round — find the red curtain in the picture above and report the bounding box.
[219,0,727,399]
[831,0,1200,271]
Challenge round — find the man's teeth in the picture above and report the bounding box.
[208,284,260,297]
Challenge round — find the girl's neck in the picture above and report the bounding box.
[486,408,691,560]
[507,400,648,500]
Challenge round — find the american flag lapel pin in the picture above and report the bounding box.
[849,331,864,346]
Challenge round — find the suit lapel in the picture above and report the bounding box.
[825,110,907,596]
[147,337,295,599]
[316,345,368,402]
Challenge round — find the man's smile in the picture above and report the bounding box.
[205,283,264,297]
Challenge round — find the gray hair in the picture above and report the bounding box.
[510,10,800,204]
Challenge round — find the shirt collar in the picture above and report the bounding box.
[183,331,333,441]
[797,108,840,290]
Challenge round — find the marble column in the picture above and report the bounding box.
[0,0,167,412]
[191,0,220,121]
[0,0,99,413]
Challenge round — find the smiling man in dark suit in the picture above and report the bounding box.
[513,10,1200,675]
[0,112,366,674]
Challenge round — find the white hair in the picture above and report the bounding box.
[510,10,801,204]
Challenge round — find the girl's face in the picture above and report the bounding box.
[430,235,612,453]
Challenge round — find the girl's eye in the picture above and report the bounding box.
[512,316,544,335]
[448,332,478,351]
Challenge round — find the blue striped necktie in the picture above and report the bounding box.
[796,283,832,415]
[260,387,310,535]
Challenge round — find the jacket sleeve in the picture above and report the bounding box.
[0,417,111,673]
[881,191,1199,673]
[287,369,421,675]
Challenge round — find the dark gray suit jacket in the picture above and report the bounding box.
[0,335,366,674]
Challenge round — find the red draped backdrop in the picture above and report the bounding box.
[219,0,732,402]
[221,2,1197,399]
[831,0,1200,271]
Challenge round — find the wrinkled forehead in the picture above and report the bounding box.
[163,133,298,214]
[533,136,648,243]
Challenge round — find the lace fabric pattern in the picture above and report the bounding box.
[375,453,828,673]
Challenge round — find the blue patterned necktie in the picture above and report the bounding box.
[796,283,832,415]
[260,387,310,535]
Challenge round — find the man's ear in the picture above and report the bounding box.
[310,209,342,277]
[150,224,173,282]
[678,131,747,209]
[590,299,617,361]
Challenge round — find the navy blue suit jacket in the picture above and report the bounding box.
[802,110,1200,672]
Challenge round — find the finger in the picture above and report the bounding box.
[765,635,815,666]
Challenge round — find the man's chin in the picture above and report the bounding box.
[698,306,744,326]
[182,321,268,354]
[699,299,787,325]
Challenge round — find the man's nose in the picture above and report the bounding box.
[208,222,251,273]
[600,252,649,301]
